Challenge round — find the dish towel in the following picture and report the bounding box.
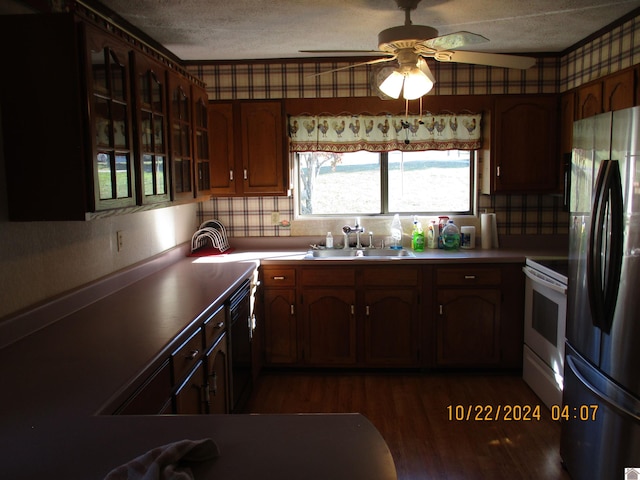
[104,438,220,480]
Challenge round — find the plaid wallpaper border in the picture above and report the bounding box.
[198,196,294,237]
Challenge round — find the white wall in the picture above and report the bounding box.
[0,108,201,320]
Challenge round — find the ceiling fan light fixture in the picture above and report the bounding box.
[379,70,405,99]
[402,68,433,100]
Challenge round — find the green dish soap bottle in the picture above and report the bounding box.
[411,216,425,252]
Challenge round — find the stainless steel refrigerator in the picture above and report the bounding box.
[561,106,640,479]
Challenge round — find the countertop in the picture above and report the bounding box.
[0,248,397,480]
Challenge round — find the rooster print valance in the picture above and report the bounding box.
[288,113,482,152]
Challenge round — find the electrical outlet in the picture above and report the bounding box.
[116,231,124,252]
[271,212,280,225]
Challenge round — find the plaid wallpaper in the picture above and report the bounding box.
[189,12,638,238]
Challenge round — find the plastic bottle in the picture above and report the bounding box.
[441,220,461,250]
[390,214,403,249]
[427,220,438,249]
[325,232,333,249]
[411,216,425,252]
[437,216,449,249]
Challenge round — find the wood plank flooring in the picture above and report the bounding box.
[245,371,571,480]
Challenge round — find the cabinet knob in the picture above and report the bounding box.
[215,321,224,329]
[186,349,199,360]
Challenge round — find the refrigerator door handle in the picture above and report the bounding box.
[566,354,640,421]
[587,160,624,333]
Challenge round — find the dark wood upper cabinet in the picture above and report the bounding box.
[483,95,560,194]
[603,68,635,112]
[208,101,288,196]
[0,13,205,221]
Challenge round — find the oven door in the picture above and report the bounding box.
[523,266,567,378]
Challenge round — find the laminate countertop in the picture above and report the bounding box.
[0,249,397,480]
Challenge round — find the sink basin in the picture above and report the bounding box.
[305,248,415,259]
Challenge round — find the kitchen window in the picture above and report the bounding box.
[296,149,475,215]
[289,112,481,216]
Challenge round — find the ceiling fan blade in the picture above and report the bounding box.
[305,56,396,78]
[435,50,536,69]
[299,50,390,55]
[422,31,488,51]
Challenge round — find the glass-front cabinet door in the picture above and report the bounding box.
[193,84,212,197]
[85,25,137,211]
[134,55,170,204]
[168,73,194,201]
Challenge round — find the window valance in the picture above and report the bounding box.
[288,112,482,152]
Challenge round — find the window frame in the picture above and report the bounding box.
[294,149,477,217]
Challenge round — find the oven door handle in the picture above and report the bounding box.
[522,267,567,295]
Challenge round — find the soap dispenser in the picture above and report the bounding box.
[390,214,403,250]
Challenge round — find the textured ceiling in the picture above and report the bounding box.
[94,0,640,61]
[4,0,640,61]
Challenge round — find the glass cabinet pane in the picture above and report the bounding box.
[97,152,113,200]
[91,49,107,95]
[154,115,164,152]
[110,50,126,102]
[156,156,166,194]
[115,153,131,198]
[112,102,128,149]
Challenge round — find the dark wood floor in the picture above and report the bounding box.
[245,371,572,480]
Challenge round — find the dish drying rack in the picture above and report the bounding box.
[191,220,231,253]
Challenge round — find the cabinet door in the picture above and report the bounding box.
[240,102,287,195]
[301,289,357,365]
[263,288,298,365]
[205,335,229,414]
[174,362,207,414]
[168,72,194,201]
[133,54,170,204]
[208,102,237,195]
[363,289,419,366]
[436,289,501,366]
[489,95,559,193]
[192,84,212,197]
[603,69,635,112]
[577,82,603,119]
[85,24,138,211]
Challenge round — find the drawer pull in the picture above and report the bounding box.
[290,305,295,315]
[215,322,225,329]
[229,170,234,181]
[186,349,199,360]
[243,169,248,180]
[464,275,477,280]
[366,305,370,316]
[439,305,443,315]
[272,276,286,280]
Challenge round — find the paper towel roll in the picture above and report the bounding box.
[481,213,495,249]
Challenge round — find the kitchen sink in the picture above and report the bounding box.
[305,248,415,259]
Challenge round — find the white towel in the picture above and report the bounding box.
[104,438,219,480]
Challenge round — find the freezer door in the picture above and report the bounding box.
[561,345,640,480]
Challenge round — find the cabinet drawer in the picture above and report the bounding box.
[362,266,418,286]
[262,267,296,286]
[203,306,226,350]
[436,267,501,286]
[301,267,355,286]
[171,327,203,384]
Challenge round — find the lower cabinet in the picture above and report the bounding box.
[114,303,232,415]
[434,264,524,368]
[204,333,229,414]
[302,288,357,365]
[261,265,421,368]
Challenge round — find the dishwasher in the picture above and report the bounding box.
[228,279,252,413]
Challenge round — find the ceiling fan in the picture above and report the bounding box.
[302,0,536,100]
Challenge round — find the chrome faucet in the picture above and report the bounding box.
[342,219,365,249]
